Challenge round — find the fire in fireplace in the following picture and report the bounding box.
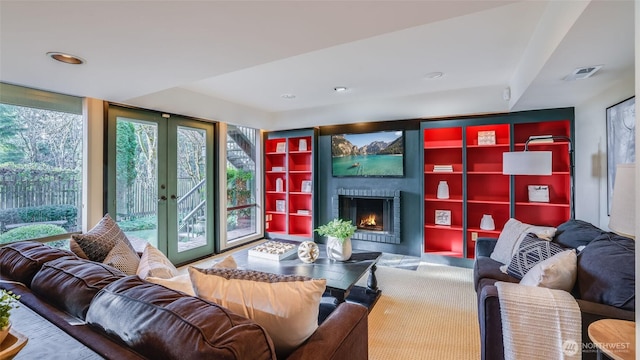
[341,197,392,234]
[334,188,401,244]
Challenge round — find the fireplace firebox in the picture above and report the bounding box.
[333,188,401,244]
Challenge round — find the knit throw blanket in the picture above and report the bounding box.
[496,282,582,360]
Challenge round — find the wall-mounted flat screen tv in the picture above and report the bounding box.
[331,130,405,177]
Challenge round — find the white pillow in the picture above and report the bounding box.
[490,218,557,264]
[520,249,577,292]
[137,243,178,279]
[146,273,195,296]
[188,267,326,358]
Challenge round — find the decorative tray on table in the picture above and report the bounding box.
[248,241,298,261]
[0,329,28,360]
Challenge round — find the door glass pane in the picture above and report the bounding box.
[226,125,258,241]
[0,103,82,249]
[177,126,207,252]
[115,118,158,249]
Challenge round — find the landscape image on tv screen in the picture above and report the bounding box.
[331,130,404,177]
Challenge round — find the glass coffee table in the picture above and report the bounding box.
[232,244,382,308]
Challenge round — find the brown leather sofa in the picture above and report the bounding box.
[474,220,635,360]
[0,241,368,360]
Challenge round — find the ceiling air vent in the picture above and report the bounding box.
[564,65,603,81]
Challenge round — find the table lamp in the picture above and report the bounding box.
[502,135,574,219]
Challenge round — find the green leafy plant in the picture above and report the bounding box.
[314,218,357,242]
[0,290,20,329]
[0,224,66,244]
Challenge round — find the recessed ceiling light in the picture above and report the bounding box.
[424,72,444,79]
[334,87,348,92]
[281,93,296,99]
[46,52,85,65]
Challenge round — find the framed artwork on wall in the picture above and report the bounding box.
[606,96,635,214]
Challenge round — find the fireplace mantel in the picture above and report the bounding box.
[333,188,401,244]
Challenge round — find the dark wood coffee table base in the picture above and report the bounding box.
[327,262,380,308]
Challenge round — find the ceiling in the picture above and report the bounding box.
[0,1,634,130]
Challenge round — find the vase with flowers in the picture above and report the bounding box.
[0,289,20,344]
[314,218,357,261]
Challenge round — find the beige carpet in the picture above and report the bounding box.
[362,263,480,360]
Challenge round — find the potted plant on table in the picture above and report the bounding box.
[314,218,357,261]
[0,289,20,344]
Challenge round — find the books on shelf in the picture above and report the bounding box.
[248,241,298,261]
[433,165,454,172]
[272,166,285,172]
[296,209,311,215]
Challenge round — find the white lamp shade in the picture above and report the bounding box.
[502,151,552,175]
[609,163,635,238]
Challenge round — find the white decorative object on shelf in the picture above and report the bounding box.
[478,130,496,145]
[275,200,285,212]
[301,180,312,193]
[480,214,495,230]
[275,178,284,192]
[528,185,550,203]
[435,210,451,226]
[275,142,286,153]
[437,181,450,199]
[299,139,308,151]
[272,166,285,172]
[297,241,319,263]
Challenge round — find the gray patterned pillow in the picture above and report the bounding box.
[103,239,140,275]
[506,233,565,279]
[70,214,137,263]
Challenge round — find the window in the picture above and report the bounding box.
[0,83,83,247]
[224,124,261,245]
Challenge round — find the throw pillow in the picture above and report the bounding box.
[188,267,326,358]
[553,219,606,249]
[103,239,141,275]
[211,255,237,269]
[490,218,557,265]
[577,233,635,311]
[146,274,195,296]
[70,214,138,263]
[506,233,565,280]
[520,249,577,292]
[137,243,179,279]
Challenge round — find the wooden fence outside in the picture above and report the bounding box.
[0,173,81,210]
[0,174,202,220]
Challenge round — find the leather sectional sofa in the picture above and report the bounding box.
[0,241,368,360]
[474,219,635,360]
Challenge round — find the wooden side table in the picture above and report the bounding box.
[588,319,635,360]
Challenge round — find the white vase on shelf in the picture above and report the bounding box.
[480,214,495,230]
[437,181,450,199]
[275,178,283,192]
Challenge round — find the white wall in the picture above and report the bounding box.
[574,71,634,229]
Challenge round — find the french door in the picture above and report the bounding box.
[106,105,215,264]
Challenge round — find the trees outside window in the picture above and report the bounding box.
[0,103,83,246]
